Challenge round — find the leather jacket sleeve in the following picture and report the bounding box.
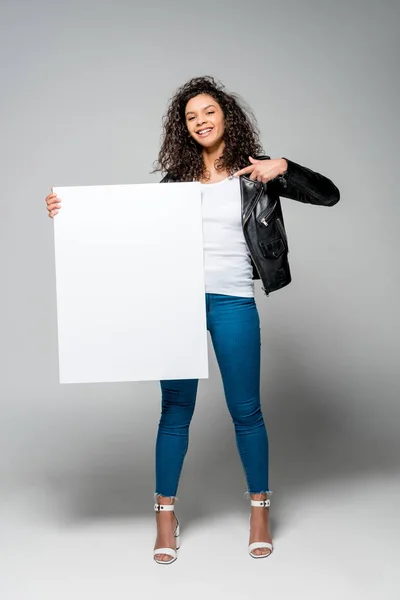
[160,157,340,207]
[269,157,340,207]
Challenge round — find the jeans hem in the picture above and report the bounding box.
[154,492,179,502]
[244,490,273,499]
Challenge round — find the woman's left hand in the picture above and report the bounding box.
[233,157,288,183]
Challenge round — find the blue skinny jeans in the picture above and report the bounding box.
[155,293,271,498]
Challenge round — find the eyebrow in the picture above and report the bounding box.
[185,104,216,116]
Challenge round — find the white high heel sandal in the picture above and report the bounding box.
[153,502,180,565]
[248,498,273,559]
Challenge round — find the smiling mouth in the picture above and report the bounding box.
[196,127,214,137]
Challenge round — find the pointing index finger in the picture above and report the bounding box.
[233,164,255,177]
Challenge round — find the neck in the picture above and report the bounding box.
[202,140,226,175]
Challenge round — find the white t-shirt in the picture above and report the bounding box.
[200,176,254,298]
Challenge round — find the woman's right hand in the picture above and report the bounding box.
[45,189,62,218]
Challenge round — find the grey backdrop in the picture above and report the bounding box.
[1,0,399,528]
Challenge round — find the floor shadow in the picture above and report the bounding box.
[37,339,399,537]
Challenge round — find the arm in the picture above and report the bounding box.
[270,157,340,207]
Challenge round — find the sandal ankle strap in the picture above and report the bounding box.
[154,503,175,512]
[250,499,270,508]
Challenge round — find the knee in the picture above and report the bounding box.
[230,400,264,430]
[160,387,196,428]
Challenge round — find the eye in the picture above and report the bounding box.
[206,111,214,115]
[188,116,195,121]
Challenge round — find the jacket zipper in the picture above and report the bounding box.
[241,181,271,296]
[259,200,277,228]
[242,182,264,227]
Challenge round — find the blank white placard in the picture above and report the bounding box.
[53,183,208,384]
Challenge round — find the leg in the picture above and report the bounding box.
[154,378,198,562]
[208,295,269,492]
[207,294,272,555]
[155,378,198,497]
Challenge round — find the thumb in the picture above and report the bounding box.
[249,156,258,163]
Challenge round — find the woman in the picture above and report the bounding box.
[45,76,340,565]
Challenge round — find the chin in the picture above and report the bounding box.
[197,136,223,149]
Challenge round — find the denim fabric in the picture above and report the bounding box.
[155,293,270,497]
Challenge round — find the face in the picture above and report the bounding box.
[185,94,225,148]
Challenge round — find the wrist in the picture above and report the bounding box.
[280,158,288,174]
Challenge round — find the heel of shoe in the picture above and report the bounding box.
[174,522,180,550]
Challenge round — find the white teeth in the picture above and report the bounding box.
[198,128,212,134]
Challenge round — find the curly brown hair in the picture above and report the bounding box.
[152,76,264,182]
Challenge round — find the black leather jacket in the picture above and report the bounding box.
[161,156,340,296]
